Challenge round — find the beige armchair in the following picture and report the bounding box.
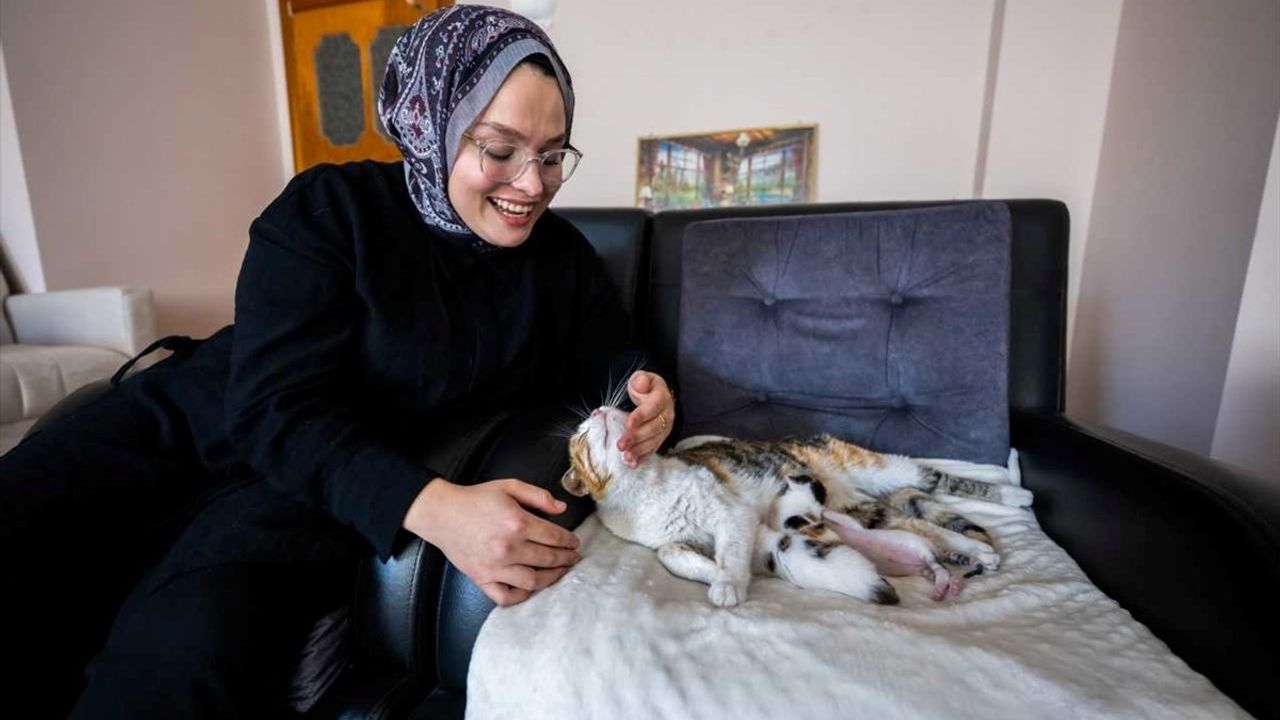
[0,269,156,454]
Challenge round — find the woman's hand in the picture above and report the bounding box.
[617,370,675,468]
[403,477,581,607]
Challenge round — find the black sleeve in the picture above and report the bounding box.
[225,205,438,561]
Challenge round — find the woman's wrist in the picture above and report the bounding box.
[404,476,452,542]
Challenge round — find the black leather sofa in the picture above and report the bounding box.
[29,201,1278,719]
[359,201,1277,720]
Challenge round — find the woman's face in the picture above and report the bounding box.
[448,64,567,248]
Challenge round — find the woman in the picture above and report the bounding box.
[0,6,674,717]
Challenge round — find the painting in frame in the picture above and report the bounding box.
[636,124,817,211]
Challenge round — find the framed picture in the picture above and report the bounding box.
[636,124,817,211]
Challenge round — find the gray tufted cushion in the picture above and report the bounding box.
[677,203,1011,464]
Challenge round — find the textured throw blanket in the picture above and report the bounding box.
[467,455,1246,720]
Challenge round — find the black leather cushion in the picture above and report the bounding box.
[555,207,649,318]
[647,200,1068,414]
[677,204,1012,463]
[431,405,596,694]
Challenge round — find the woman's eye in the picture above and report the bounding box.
[542,154,563,167]
[484,146,517,162]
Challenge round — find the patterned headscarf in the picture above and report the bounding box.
[378,5,575,237]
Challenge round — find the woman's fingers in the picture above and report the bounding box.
[520,513,580,550]
[484,565,572,605]
[481,582,531,607]
[511,541,579,569]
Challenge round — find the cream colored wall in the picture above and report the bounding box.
[0,0,289,336]
[1212,119,1280,478]
[980,0,1122,354]
[549,0,996,207]
[0,41,44,293]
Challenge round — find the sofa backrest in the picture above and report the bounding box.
[554,208,649,318]
[677,204,1014,464]
[596,200,1068,415]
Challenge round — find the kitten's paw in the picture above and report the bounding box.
[709,580,746,607]
[870,579,899,605]
[999,485,1034,507]
[975,548,1001,572]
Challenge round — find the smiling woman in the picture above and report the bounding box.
[0,5,675,717]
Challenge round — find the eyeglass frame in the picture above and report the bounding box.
[460,132,583,186]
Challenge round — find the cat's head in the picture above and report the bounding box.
[561,406,629,500]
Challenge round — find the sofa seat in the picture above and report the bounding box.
[0,343,128,453]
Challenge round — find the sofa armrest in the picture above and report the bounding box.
[4,286,157,356]
[430,406,594,708]
[1012,410,1278,719]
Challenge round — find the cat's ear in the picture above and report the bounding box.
[561,467,588,497]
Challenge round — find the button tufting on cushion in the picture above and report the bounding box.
[678,203,1011,464]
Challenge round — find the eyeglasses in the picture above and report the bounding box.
[461,132,583,186]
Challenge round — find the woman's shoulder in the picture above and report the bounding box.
[258,160,409,229]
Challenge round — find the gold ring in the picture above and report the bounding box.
[658,415,668,433]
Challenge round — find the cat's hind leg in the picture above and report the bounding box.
[656,543,718,585]
[880,488,996,547]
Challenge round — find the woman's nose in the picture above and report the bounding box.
[510,160,545,197]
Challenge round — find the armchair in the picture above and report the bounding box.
[0,267,156,454]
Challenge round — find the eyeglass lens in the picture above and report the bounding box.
[480,144,579,184]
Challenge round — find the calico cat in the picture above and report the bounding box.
[561,405,1032,608]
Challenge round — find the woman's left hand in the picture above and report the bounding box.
[617,370,675,468]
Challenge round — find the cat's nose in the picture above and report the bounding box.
[591,409,602,418]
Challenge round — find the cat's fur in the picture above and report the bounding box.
[562,406,1032,607]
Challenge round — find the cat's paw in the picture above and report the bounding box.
[709,580,747,607]
[975,548,1001,572]
[998,485,1034,507]
[870,578,900,605]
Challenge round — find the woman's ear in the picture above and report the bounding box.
[561,467,588,497]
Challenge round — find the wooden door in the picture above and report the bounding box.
[280,0,450,172]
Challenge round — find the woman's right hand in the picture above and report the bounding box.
[402,477,581,606]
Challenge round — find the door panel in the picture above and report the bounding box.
[281,0,449,172]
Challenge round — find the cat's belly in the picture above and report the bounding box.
[598,504,710,551]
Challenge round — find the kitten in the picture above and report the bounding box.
[562,406,1032,607]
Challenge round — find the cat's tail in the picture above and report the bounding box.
[757,528,898,605]
[918,466,1033,508]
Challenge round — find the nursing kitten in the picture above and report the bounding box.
[562,405,1031,607]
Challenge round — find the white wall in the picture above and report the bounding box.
[981,0,1122,354]
[0,41,44,292]
[0,0,288,336]
[549,0,996,207]
[1212,119,1280,478]
[1068,0,1280,456]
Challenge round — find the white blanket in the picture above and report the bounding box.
[467,455,1247,720]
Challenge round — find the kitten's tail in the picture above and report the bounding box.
[918,466,1033,508]
[757,529,898,605]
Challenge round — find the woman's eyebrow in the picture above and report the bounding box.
[474,121,566,147]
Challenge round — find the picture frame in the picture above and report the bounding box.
[636,124,817,211]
